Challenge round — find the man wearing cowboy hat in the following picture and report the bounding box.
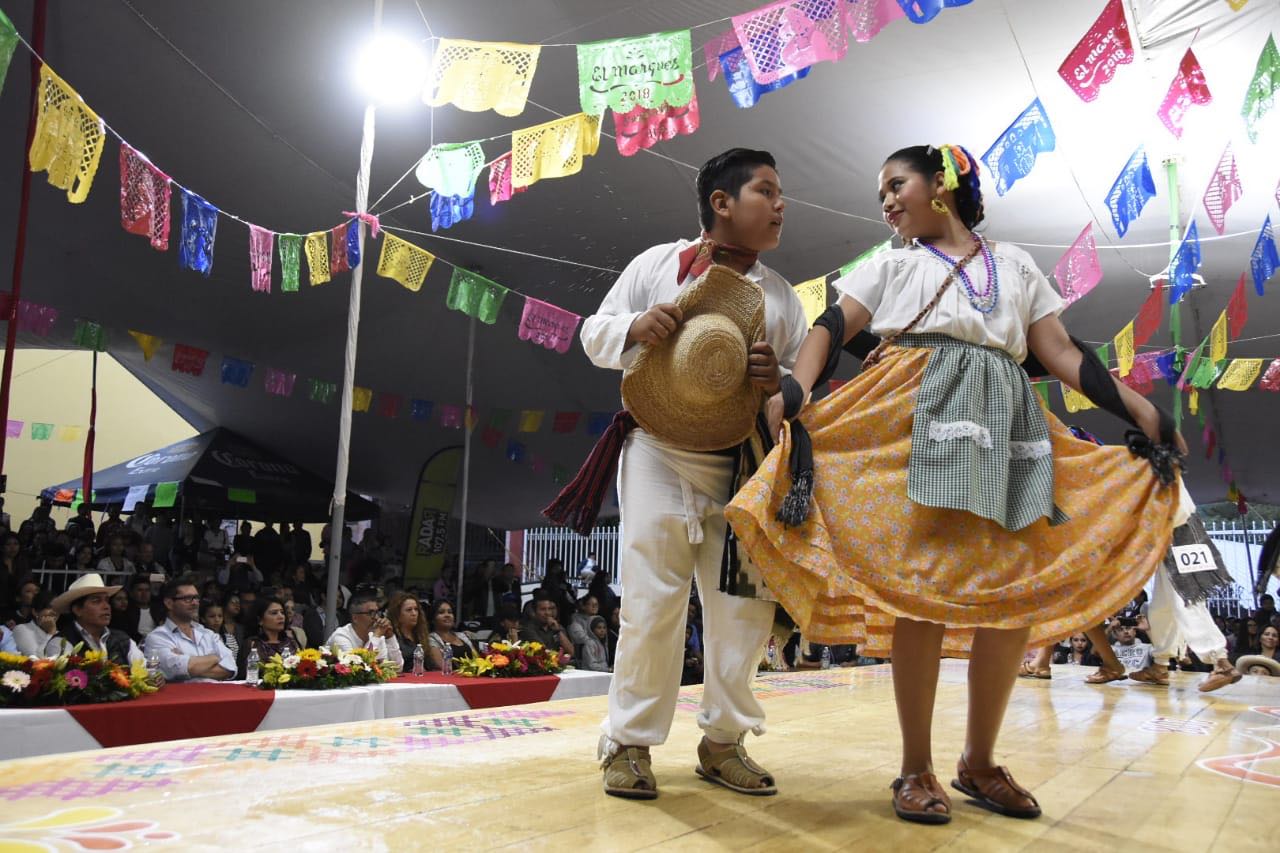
[44,573,147,671]
[565,148,808,800]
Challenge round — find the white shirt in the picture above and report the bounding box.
[327,624,405,669]
[1111,641,1153,673]
[835,240,1063,363]
[14,621,54,657]
[96,556,135,581]
[143,618,236,681]
[137,609,156,637]
[45,621,145,665]
[580,239,809,374]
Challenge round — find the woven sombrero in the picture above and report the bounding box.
[621,265,766,451]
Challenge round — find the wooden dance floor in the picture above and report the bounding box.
[2,661,1277,850]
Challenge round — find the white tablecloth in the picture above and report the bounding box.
[0,670,611,760]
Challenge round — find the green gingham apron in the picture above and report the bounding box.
[898,334,1067,532]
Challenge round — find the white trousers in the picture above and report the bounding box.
[1147,562,1228,662]
[602,430,776,749]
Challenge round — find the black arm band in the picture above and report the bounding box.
[780,375,805,420]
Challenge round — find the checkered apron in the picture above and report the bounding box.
[898,333,1067,532]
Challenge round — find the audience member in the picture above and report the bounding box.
[606,605,621,667]
[567,594,600,648]
[518,593,574,658]
[0,532,27,617]
[13,592,57,656]
[218,552,263,594]
[328,591,404,669]
[539,560,579,635]
[95,535,135,582]
[289,522,312,566]
[581,615,611,672]
[1256,625,1279,662]
[145,514,174,566]
[45,574,146,667]
[1256,594,1277,628]
[253,522,285,579]
[144,576,235,681]
[94,509,127,549]
[586,570,617,618]
[427,599,476,669]
[388,591,430,667]
[37,543,68,587]
[201,519,230,565]
[200,599,239,658]
[681,623,704,685]
[65,503,95,539]
[233,521,254,557]
[71,543,94,576]
[493,604,522,645]
[1054,633,1100,666]
[495,563,523,609]
[1230,617,1260,662]
[223,592,243,641]
[283,598,307,648]
[0,624,15,654]
[9,577,43,626]
[1109,617,1153,673]
[116,574,163,642]
[235,596,300,679]
[134,542,166,576]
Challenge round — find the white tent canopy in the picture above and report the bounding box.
[2,0,1278,529]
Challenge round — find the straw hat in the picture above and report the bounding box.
[51,572,123,614]
[1234,654,1280,677]
[622,265,766,451]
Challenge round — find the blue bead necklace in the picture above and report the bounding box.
[916,235,999,314]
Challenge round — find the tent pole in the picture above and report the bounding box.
[456,316,475,620]
[0,0,48,492]
[325,0,382,635]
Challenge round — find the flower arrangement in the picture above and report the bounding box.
[258,646,395,690]
[0,648,157,707]
[454,641,570,678]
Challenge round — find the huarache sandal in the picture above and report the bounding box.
[1018,661,1052,680]
[1084,665,1127,684]
[890,773,951,824]
[1128,665,1170,686]
[951,756,1041,819]
[695,738,777,796]
[601,745,658,800]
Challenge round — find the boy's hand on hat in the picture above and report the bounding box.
[627,303,683,346]
[748,342,781,394]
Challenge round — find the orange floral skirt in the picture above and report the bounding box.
[724,345,1178,658]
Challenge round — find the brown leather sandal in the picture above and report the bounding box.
[1084,665,1126,684]
[890,773,951,824]
[951,757,1040,819]
[1018,661,1052,680]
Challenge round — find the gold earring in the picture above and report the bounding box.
[931,198,950,215]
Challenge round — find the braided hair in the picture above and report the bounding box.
[884,144,986,231]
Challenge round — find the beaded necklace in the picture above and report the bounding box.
[916,234,999,314]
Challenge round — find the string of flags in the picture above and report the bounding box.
[2,1,1279,496]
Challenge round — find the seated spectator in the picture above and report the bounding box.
[134,542,167,577]
[581,615,611,672]
[496,562,523,608]
[201,519,230,566]
[388,591,430,666]
[143,576,235,681]
[233,521,254,558]
[606,605,621,667]
[288,562,318,608]
[235,596,300,679]
[95,509,127,550]
[1054,633,1100,666]
[95,535,135,582]
[518,593,574,659]
[1109,616,1153,673]
[44,574,146,669]
[65,503,94,539]
[0,624,15,653]
[427,599,476,669]
[13,592,56,656]
[1255,625,1280,664]
[117,574,163,642]
[328,591,404,669]
[587,570,617,620]
[277,597,305,648]
[681,623,703,685]
[36,543,68,586]
[11,577,44,626]
[567,594,600,648]
[218,552,263,593]
[1,532,28,617]
[1236,655,1280,678]
[492,604,522,645]
[200,599,239,658]
[253,522,286,580]
[70,542,95,577]
[238,588,259,617]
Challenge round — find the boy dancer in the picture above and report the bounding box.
[550,149,808,799]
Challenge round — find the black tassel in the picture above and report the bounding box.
[1124,429,1184,487]
[776,421,814,527]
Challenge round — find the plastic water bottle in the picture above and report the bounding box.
[412,643,425,676]
[820,646,832,670]
[145,653,160,678]
[245,647,260,685]
[442,644,453,676]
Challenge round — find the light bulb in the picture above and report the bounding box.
[353,34,429,106]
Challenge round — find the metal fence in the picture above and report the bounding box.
[522,522,620,584]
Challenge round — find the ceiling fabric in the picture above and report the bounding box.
[1,0,1277,528]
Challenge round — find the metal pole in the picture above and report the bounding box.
[456,316,475,619]
[326,0,382,634]
[1163,158,1182,431]
[0,0,48,490]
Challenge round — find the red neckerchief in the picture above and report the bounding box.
[675,233,759,284]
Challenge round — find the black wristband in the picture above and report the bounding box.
[780,375,805,420]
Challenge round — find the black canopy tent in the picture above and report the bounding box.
[40,428,378,523]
